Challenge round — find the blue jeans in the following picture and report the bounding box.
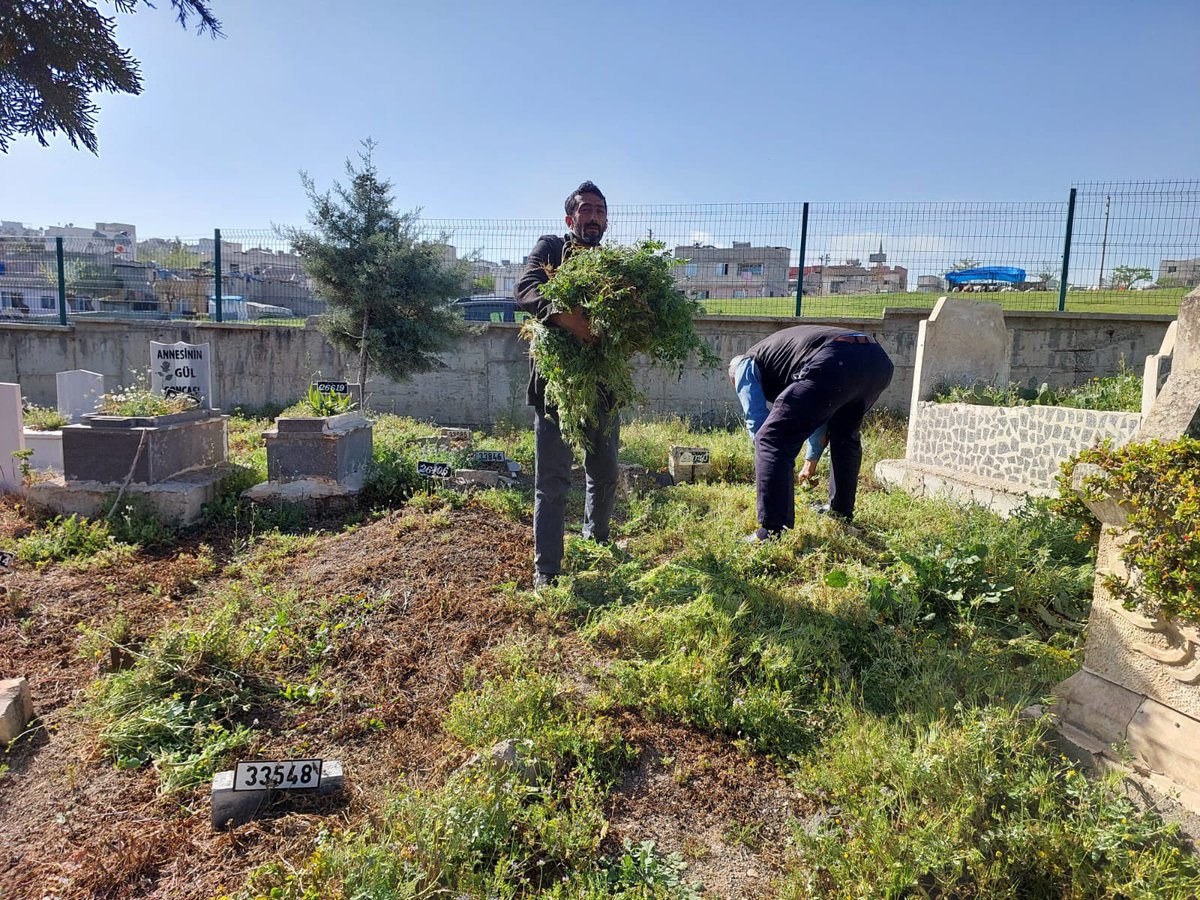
[731,355,825,462]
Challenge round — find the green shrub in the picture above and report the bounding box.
[935,368,1142,412]
[14,514,115,563]
[785,705,1200,899]
[99,386,198,417]
[105,496,177,548]
[84,602,260,793]
[1058,436,1200,623]
[22,403,68,431]
[528,240,719,449]
[280,384,356,418]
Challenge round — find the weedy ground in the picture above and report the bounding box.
[0,410,1197,899]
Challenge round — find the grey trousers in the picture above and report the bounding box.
[533,404,620,576]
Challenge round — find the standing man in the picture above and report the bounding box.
[515,181,617,587]
[729,325,894,540]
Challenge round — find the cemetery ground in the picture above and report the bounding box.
[1,412,1198,899]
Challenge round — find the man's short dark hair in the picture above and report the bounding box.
[565,181,606,216]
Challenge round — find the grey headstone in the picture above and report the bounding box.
[55,369,104,424]
[1139,295,1200,441]
[0,677,34,744]
[150,341,213,408]
[0,384,25,490]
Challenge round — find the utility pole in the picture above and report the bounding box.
[1097,195,1111,289]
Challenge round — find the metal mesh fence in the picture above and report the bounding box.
[1,181,1194,324]
[799,201,1070,317]
[1068,181,1200,314]
[0,235,61,320]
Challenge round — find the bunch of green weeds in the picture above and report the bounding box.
[526,240,718,449]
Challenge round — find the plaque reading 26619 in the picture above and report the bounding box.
[232,759,323,791]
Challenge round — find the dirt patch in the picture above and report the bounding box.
[606,715,807,899]
[0,501,804,899]
[0,504,537,898]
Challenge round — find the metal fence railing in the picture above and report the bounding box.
[1,181,1194,324]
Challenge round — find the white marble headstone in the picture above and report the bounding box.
[56,369,104,424]
[150,341,213,408]
[0,384,26,491]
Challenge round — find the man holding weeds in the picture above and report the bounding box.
[515,181,617,587]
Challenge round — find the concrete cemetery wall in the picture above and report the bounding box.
[0,309,1172,427]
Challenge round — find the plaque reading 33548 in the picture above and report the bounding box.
[232,759,323,791]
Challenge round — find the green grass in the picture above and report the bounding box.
[41,409,1198,897]
[699,287,1187,318]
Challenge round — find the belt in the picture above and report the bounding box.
[832,333,876,344]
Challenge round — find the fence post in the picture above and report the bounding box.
[1057,188,1076,312]
[213,228,223,322]
[55,237,67,326]
[794,202,809,317]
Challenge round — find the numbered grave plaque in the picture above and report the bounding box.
[417,460,453,478]
[473,450,507,464]
[233,759,323,791]
[668,446,712,484]
[316,381,349,395]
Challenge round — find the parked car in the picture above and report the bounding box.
[452,296,529,323]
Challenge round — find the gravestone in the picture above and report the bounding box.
[1140,322,1175,417]
[1050,289,1200,819]
[0,677,33,744]
[56,369,104,424]
[0,384,25,491]
[1138,286,1200,440]
[906,297,1010,458]
[150,341,213,408]
[668,446,712,483]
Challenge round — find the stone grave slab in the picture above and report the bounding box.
[668,446,711,483]
[56,369,104,424]
[0,677,34,744]
[1049,290,1200,823]
[0,384,25,491]
[150,341,213,407]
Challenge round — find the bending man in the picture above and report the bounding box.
[730,325,894,540]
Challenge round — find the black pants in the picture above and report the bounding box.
[533,403,619,576]
[755,341,893,529]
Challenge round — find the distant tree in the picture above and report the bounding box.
[942,257,981,275]
[280,139,468,392]
[0,0,221,154]
[39,257,120,296]
[472,274,495,294]
[140,239,202,270]
[1109,265,1152,290]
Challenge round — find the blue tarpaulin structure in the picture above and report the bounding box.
[944,266,1027,285]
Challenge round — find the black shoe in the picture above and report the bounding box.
[533,571,559,589]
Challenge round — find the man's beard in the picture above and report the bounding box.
[576,224,605,245]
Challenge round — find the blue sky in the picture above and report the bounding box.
[2,0,1197,239]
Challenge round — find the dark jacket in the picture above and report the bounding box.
[745,325,870,403]
[515,233,584,411]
